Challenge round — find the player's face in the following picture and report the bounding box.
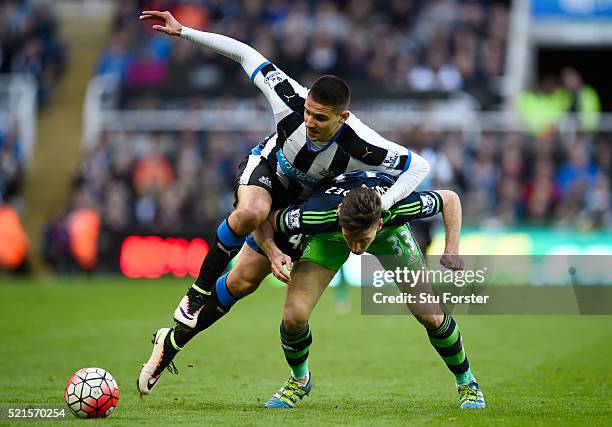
[304,96,347,142]
[341,220,383,255]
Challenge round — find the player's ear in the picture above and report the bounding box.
[376,218,384,231]
[336,203,343,215]
[340,111,350,123]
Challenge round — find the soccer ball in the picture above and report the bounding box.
[64,367,120,418]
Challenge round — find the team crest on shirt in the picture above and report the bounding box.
[382,151,399,168]
[264,71,284,89]
[286,209,301,230]
[319,167,336,177]
[420,193,436,215]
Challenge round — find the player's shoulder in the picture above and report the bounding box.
[343,113,405,150]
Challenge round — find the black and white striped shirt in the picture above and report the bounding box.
[250,62,411,198]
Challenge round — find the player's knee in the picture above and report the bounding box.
[283,306,309,332]
[415,313,444,330]
[225,272,260,299]
[230,204,268,235]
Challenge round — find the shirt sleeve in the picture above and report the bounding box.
[180,27,308,122]
[380,152,431,210]
[338,115,430,210]
[382,191,444,227]
[276,200,341,236]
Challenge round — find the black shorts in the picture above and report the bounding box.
[233,154,300,211]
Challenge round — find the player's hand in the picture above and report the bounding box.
[440,253,464,271]
[270,252,293,285]
[139,10,182,36]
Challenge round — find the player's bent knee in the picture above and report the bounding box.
[230,205,269,235]
[282,307,309,332]
[226,275,260,299]
[415,313,444,330]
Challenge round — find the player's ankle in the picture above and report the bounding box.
[293,371,310,386]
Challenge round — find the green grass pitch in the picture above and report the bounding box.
[0,277,611,426]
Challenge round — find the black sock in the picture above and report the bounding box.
[194,219,245,291]
[172,280,236,348]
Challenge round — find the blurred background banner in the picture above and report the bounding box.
[532,0,612,19]
[0,0,609,280]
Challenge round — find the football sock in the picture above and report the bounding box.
[194,219,245,291]
[427,314,475,386]
[172,273,238,348]
[160,329,183,368]
[280,322,312,381]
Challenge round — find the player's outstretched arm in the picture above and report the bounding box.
[252,213,293,284]
[139,10,182,36]
[139,10,268,79]
[437,190,464,271]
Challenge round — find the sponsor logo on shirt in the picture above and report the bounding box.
[276,151,320,187]
[420,193,436,215]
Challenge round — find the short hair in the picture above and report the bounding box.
[309,75,350,112]
[338,187,381,237]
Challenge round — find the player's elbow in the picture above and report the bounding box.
[417,153,431,175]
[408,151,430,180]
[438,190,459,206]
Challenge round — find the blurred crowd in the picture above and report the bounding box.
[0,0,66,106]
[43,129,260,272]
[0,0,66,273]
[413,128,610,230]
[43,122,610,271]
[98,0,509,108]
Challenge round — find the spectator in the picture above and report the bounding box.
[556,136,599,200]
[517,76,568,135]
[560,67,601,133]
[0,202,29,272]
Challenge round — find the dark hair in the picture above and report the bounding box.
[309,75,350,112]
[338,187,381,236]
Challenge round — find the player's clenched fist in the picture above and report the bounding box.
[139,10,182,36]
[440,253,464,271]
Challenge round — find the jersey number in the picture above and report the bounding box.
[324,186,349,197]
[387,230,416,258]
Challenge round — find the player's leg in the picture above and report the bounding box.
[370,225,485,409]
[175,155,274,328]
[138,244,271,395]
[265,233,348,408]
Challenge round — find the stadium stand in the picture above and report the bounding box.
[0,0,66,106]
[97,0,510,107]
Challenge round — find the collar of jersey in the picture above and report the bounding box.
[305,124,345,153]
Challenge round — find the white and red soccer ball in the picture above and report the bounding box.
[64,367,120,418]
